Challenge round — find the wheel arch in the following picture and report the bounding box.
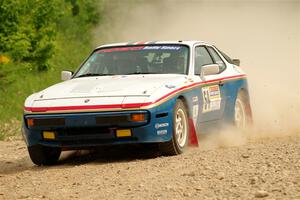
[238,87,251,102]
[177,95,199,146]
[177,95,191,118]
[237,87,253,125]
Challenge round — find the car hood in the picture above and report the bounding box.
[36,74,187,100]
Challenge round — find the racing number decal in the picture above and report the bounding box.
[202,85,222,113]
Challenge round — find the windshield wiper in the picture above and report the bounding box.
[75,73,115,78]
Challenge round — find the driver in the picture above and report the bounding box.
[163,53,185,74]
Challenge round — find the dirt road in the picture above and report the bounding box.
[0,133,299,200]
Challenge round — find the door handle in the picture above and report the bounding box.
[219,80,224,86]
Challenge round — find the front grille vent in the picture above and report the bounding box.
[34,118,65,126]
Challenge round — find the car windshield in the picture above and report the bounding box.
[74,45,189,78]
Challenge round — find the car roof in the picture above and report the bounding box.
[96,40,213,49]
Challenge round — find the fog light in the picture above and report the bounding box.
[131,113,146,122]
[27,118,34,127]
[43,131,55,140]
[116,129,132,137]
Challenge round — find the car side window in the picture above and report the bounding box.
[207,46,226,72]
[194,46,213,75]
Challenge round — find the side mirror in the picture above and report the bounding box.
[61,71,73,81]
[202,64,220,76]
[232,59,240,66]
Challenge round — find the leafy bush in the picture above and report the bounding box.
[0,0,102,135]
[0,0,60,69]
[0,0,101,87]
[0,0,101,71]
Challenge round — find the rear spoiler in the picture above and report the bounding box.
[232,59,240,66]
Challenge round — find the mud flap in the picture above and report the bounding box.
[188,118,199,147]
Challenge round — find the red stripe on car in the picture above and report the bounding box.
[24,74,246,112]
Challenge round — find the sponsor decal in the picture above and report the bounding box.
[187,78,194,83]
[192,105,199,125]
[192,96,198,102]
[155,123,169,129]
[165,84,176,89]
[157,130,167,135]
[143,46,181,50]
[202,85,221,113]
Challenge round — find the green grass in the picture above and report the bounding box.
[0,33,92,122]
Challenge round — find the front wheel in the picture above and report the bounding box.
[160,99,189,156]
[28,145,61,166]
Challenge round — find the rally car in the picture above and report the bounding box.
[22,41,252,165]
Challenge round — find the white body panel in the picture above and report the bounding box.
[25,74,191,109]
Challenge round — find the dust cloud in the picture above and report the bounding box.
[94,0,300,140]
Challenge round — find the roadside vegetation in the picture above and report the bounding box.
[0,0,103,139]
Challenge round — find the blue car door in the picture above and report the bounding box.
[194,46,228,123]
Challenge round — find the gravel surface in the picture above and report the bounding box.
[0,133,299,200]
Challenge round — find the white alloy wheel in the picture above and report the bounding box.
[234,97,246,128]
[175,108,188,148]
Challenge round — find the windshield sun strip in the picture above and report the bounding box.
[73,44,190,78]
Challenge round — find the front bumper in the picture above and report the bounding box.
[22,108,174,148]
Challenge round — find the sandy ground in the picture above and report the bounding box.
[0,133,299,200]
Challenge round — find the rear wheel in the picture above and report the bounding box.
[28,145,61,166]
[234,92,252,128]
[160,99,189,156]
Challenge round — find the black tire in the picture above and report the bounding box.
[234,91,253,129]
[160,99,189,156]
[28,145,61,166]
